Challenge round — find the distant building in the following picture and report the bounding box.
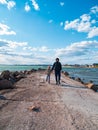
[93,63,98,68]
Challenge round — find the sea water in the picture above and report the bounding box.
[0,65,98,84]
[0,65,47,72]
[63,67,98,84]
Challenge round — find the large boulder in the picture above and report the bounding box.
[75,77,84,84]
[15,74,26,81]
[0,79,14,90]
[11,71,26,82]
[91,84,98,92]
[85,83,98,92]
[12,71,19,77]
[1,70,10,80]
[85,83,94,89]
[63,71,69,76]
[31,69,37,72]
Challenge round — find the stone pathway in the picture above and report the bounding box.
[0,71,98,130]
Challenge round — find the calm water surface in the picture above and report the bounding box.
[63,67,98,84]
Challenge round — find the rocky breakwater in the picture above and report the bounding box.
[0,69,37,90]
[62,71,98,92]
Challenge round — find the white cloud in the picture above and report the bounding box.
[0,23,16,35]
[64,16,91,33]
[0,0,16,10]
[60,2,64,7]
[31,0,40,11]
[90,6,98,14]
[0,0,7,4]
[0,39,28,48]
[64,19,80,30]
[80,14,91,22]
[91,19,96,24]
[23,46,37,51]
[64,6,98,38]
[8,42,28,49]
[77,21,91,33]
[0,39,28,57]
[23,46,50,52]
[54,40,98,64]
[0,54,35,65]
[39,46,49,52]
[7,1,16,10]
[88,27,98,38]
[25,3,31,12]
[0,39,53,64]
[0,38,98,65]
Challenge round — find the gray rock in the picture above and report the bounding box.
[0,79,14,90]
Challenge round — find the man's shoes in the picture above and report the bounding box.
[56,81,60,85]
[58,81,60,84]
[58,80,60,85]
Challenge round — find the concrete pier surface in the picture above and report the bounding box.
[0,70,98,130]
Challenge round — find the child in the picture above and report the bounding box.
[46,66,51,84]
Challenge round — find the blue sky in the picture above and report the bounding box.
[0,0,98,65]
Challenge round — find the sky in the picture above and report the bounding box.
[0,0,98,65]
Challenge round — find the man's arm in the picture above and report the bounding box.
[51,62,55,71]
[60,62,62,70]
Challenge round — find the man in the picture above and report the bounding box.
[51,58,62,85]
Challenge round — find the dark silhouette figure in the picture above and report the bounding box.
[51,58,62,85]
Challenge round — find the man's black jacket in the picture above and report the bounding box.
[51,61,62,72]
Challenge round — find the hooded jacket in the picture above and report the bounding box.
[51,61,62,72]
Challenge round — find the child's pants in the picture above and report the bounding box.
[46,75,50,83]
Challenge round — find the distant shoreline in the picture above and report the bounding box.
[0,64,98,68]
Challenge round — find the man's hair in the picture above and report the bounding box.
[56,58,59,61]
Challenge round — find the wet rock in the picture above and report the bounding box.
[1,70,10,80]
[31,69,37,72]
[24,70,29,75]
[85,83,94,89]
[89,80,93,83]
[63,71,69,76]
[70,77,75,80]
[85,83,98,92]
[15,74,26,81]
[38,68,45,71]
[0,79,14,90]
[91,84,98,92]
[12,71,19,77]
[11,71,26,82]
[0,75,3,80]
[75,77,84,84]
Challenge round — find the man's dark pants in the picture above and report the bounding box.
[55,71,61,84]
